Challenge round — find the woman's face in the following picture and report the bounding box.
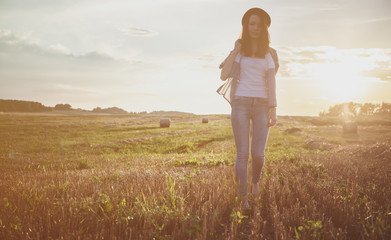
[247,14,262,39]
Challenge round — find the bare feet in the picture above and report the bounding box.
[252,182,260,197]
[242,196,252,210]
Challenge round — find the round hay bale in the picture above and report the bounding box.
[342,121,357,134]
[202,117,208,123]
[160,118,170,128]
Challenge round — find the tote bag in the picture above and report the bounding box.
[216,53,241,106]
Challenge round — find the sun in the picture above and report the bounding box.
[307,56,371,102]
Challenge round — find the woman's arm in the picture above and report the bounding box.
[267,69,277,127]
[266,69,277,108]
[267,49,278,126]
[220,40,241,81]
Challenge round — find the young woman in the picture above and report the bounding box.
[219,8,279,210]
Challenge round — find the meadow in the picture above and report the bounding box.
[0,112,390,239]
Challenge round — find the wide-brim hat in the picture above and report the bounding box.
[241,8,271,28]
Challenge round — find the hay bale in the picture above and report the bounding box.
[342,121,357,134]
[202,117,208,123]
[160,118,170,128]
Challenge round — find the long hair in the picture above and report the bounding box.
[240,13,270,58]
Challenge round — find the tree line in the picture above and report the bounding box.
[319,102,391,117]
[0,99,129,114]
[0,99,52,112]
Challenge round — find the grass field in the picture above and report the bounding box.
[0,113,390,239]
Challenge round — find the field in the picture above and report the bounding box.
[0,112,390,239]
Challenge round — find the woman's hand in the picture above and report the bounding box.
[268,107,277,127]
[233,39,242,53]
[220,39,242,80]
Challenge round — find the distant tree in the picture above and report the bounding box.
[92,107,102,112]
[92,106,128,114]
[359,103,377,116]
[318,110,326,117]
[376,102,391,115]
[343,102,360,116]
[324,103,346,117]
[319,102,390,117]
[0,99,51,112]
[55,104,72,110]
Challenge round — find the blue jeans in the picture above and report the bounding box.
[230,95,270,197]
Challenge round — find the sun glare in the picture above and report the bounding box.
[307,54,372,102]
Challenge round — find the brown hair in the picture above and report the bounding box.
[240,11,270,58]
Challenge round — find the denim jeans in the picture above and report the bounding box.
[230,95,270,197]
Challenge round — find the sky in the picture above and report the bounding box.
[0,0,390,116]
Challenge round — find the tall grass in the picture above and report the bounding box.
[0,114,390,239]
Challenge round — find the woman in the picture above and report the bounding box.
[219,8,279,210]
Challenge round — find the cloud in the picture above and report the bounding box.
[360,17,391,24]
[0,28,164,108]
[276,46,391,82]
[193,53,225,69]
[0,28,142,65]
[0,29,41,45]
[194,54,216,62]
[340,17,391,26]
[48,43,72,55]
[361,68,391,82]
[0,28,151,81]
[37,84,104,96]
[117,26,158,37]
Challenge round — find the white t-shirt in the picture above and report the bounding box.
[234,52,275,98]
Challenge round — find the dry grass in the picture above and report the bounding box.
[0,113,390,239]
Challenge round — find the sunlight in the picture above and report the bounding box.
[307,54,372,102]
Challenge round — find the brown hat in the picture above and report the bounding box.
[241,8,271,27]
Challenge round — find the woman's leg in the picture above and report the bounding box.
[231,97,252,197]
[250,98,270,185]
